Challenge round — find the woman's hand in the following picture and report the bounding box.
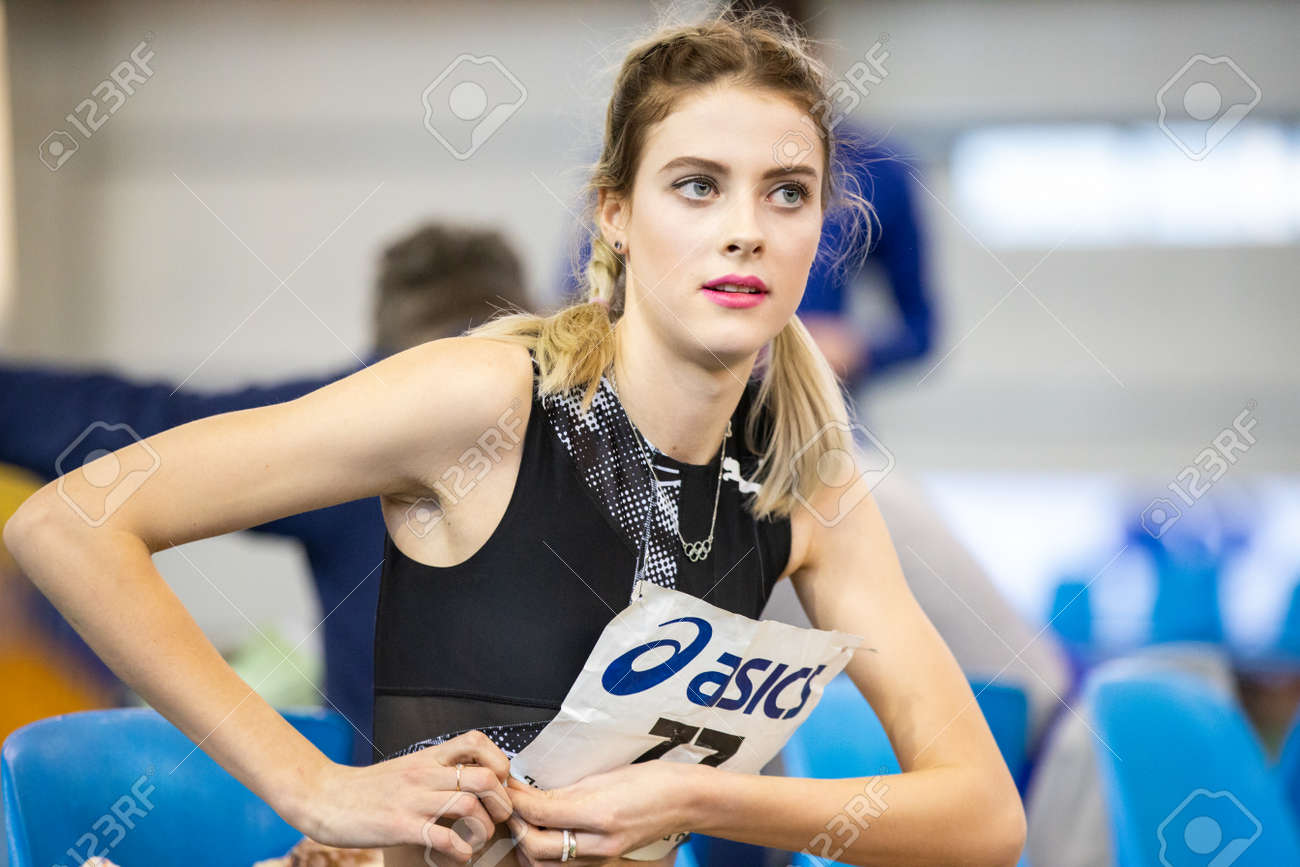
[297,730,516,862]
[503,760,697,865]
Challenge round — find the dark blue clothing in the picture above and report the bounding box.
[556,124,937,391]
[801,127,936,384]
[0,354,386,766]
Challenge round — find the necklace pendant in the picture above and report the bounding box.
[683,537,712,562]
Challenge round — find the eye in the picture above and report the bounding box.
[773,181,811,207]
[673,176,716,200]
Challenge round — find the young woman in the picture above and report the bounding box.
[4,9,1025,867]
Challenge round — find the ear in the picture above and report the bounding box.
[596,188,629,247]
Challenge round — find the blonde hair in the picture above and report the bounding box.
[467,5,876,521]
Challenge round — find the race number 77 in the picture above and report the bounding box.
[632,716,744,767]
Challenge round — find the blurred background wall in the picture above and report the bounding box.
[2,0,1297,699]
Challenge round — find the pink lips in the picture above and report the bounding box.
[701,273,769,309]
[703,274,768,292]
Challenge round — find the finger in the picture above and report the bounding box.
[425,789,492,829]
[477,779,516,823]
[507,784,592,830]
[420,792,496,857]
[419,817,474,864]
[510,821,599,864]
[438,730,511,780]
[508,816,562,863]
[457,765,514,819]
[452,802,496,852]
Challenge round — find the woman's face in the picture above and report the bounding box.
[601,83,825,367]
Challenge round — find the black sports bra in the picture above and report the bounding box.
[370,346,792,764]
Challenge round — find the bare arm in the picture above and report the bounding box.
[684,473,1026,865]
[1,336,528,854]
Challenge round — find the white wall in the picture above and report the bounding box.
[4,0,1297,644]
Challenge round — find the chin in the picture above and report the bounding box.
[691,326,775,368]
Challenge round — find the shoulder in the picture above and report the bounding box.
[354,335,536,496]
[781,444,885,581]
[365,335,533,412]
[421,335,536,429]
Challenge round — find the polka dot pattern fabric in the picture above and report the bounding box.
[541,371,717,602]
[384,720,550,762]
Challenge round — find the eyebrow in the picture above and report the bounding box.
[658,155,819,182]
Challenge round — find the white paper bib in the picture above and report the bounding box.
[509,580,863,860]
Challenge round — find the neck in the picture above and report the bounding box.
[610,320,757,466]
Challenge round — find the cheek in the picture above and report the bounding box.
[776,217,823,268]
[637,201,699,272]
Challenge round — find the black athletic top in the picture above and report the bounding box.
[371,345,792,764]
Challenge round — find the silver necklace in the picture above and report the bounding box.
[609,368,729,563]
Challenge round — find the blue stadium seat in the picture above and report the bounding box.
[3,706,354,867]
[968,678,1030,791]
[780,672,899,782]
[1275,702,1300,835]
[1149,551,1224,645]
[1089,668,1300,866]
[1273,578,1300,662]
[1047,577,1095,651]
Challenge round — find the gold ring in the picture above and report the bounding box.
[456,763,463,792]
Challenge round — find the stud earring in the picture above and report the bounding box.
[614,240,623,251]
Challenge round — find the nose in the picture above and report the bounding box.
[723,198,764,257]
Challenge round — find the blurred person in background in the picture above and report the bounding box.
[0,221,534,767]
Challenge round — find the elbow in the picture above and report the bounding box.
[949,766,1025,867]
[3,494,48,562]
[984,786,1027,867]
[3,487,66,566]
